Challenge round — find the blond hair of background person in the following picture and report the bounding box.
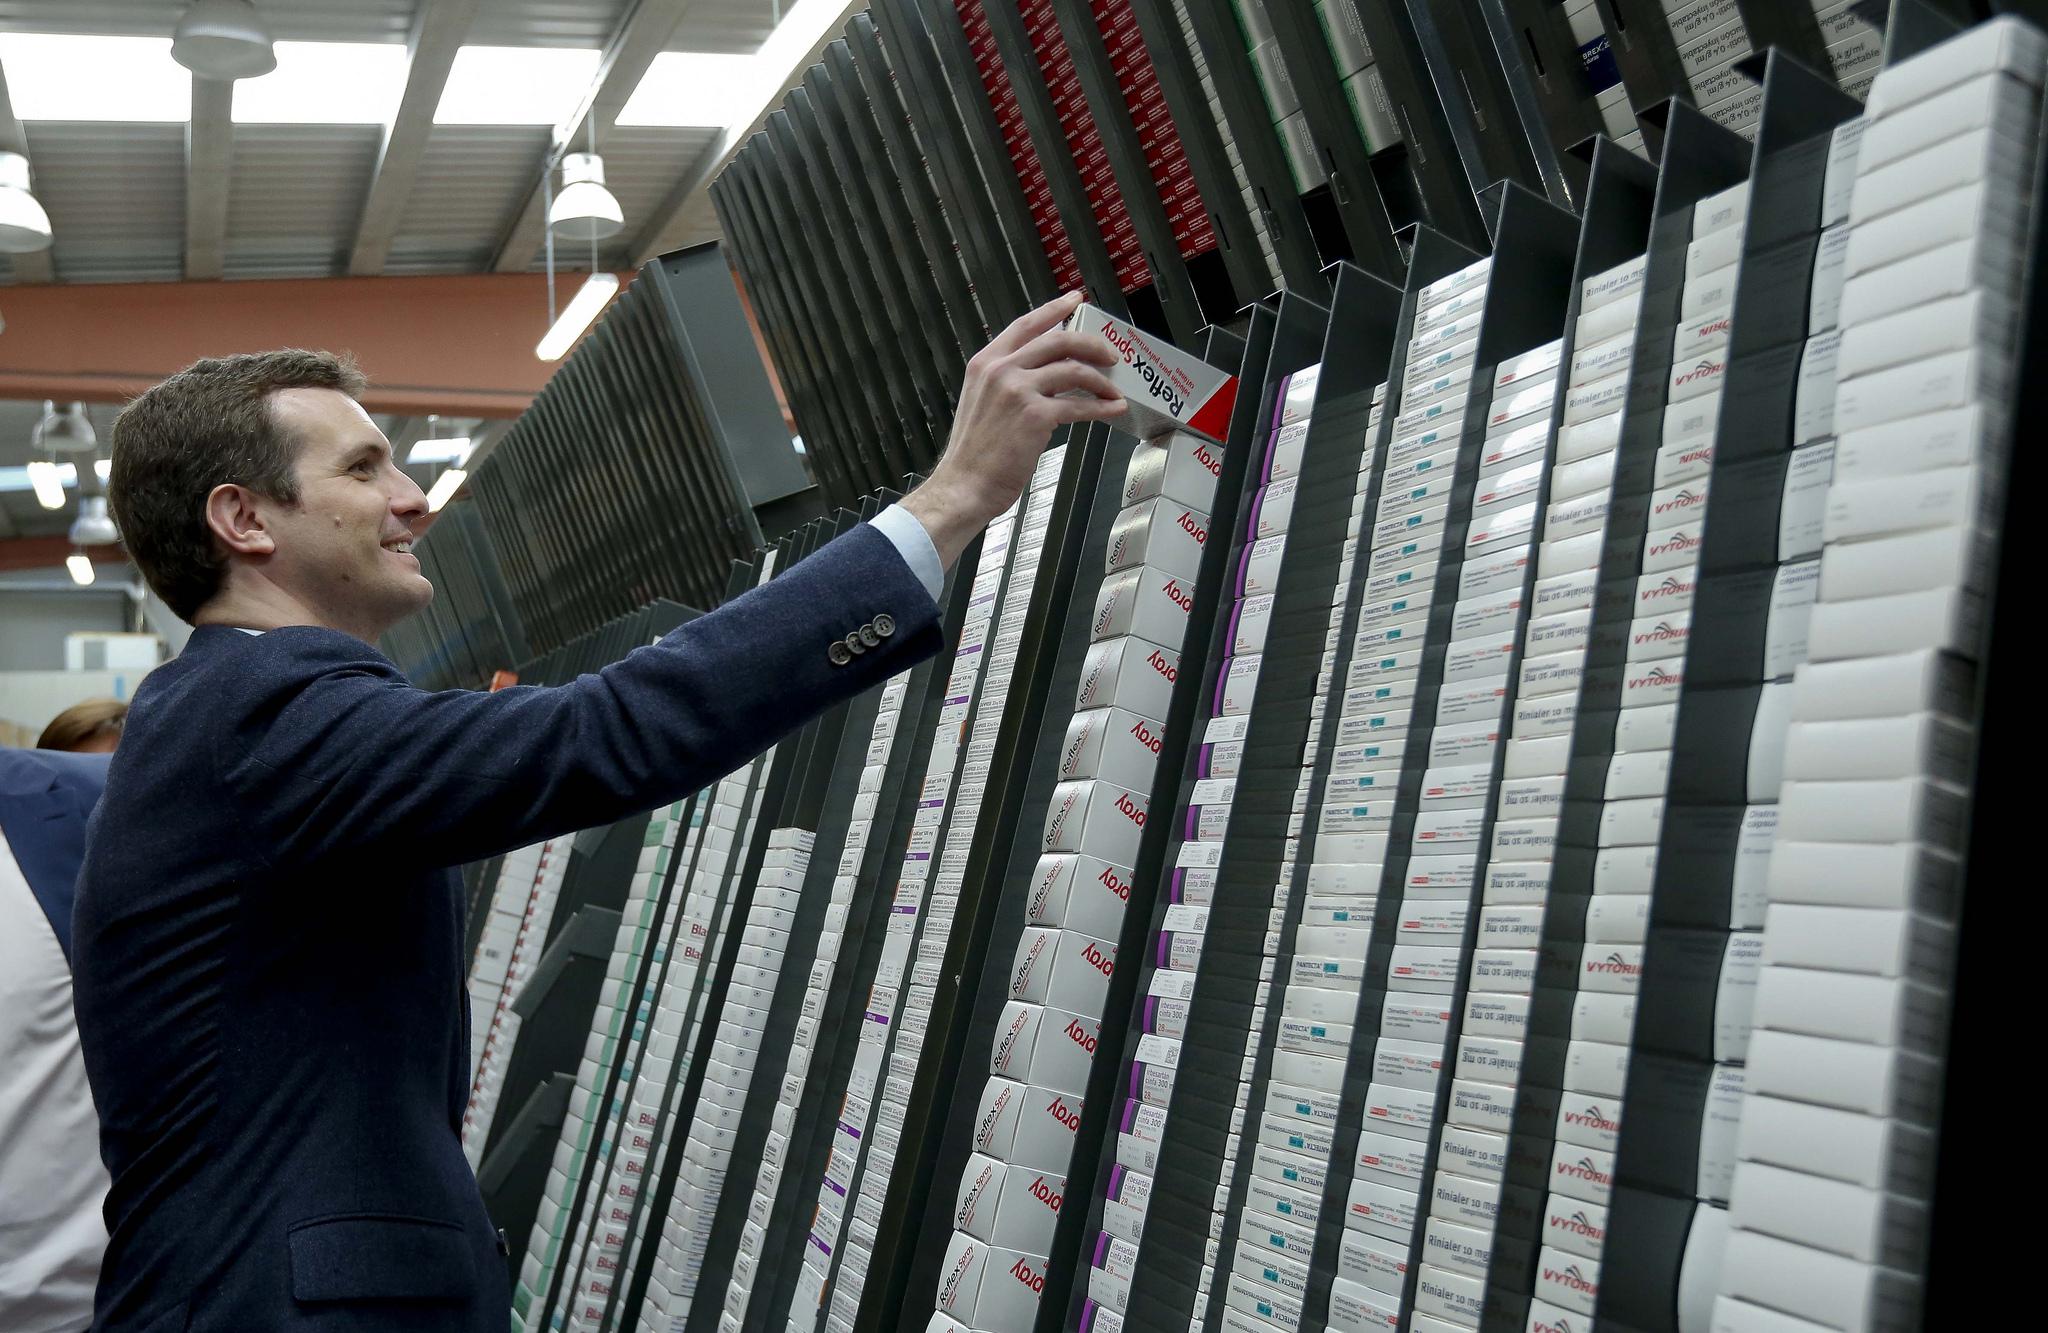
[37,701,127,755]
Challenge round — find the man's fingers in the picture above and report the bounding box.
[1051,393,1132,423]
[1025,360,1123,402]
[1012,327,1119,371]
[986,290,1086,359]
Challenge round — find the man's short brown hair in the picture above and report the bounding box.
[110,350,368,622]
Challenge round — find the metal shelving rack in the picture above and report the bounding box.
[382,8,2046,1333]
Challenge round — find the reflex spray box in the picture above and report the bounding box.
[1064,303,1241,441]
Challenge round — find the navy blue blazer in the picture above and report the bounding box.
[0,746,110,960]
[71,523,942,1332]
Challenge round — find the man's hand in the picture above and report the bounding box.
[901,291,1125,569]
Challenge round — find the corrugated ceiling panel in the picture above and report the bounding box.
[0,1,412,43]
[468,0,630,48]
[601,125,713,234]
[385,125,548,274]
[224,124,380,280]
[668,0,777,55]
[24,122,183,282]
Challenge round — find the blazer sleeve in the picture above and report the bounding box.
[223,522,944,869]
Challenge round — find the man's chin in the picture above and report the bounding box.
[375,574,436,632]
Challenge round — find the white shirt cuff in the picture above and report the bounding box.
[870,503,945,603]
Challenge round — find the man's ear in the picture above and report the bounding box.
[204,483,277,558]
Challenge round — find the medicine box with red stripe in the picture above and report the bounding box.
[1063,302,1240,441]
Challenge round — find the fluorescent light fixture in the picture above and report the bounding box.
[0,34,192,122]
[232,41,408,124]
[407,436,472,466]
[1,462,79,496]
[615,52,755,127]
[26,460,68,509]
[536,272,620,361]
[95,458,112,481]
[67,553,95,586]
[425,468,467,513]
[434,46,602,125]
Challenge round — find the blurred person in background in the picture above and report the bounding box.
[36,701,128,755]
[1,744,113,1331]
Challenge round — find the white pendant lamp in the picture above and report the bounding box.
[0,151,53,254]
[34,402,98,453]
[70,495,120,547]
[548,152,624,242]
[172,0,277,80]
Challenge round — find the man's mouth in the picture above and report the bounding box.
[383,539,415,556]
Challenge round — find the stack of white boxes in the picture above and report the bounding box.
[718,671,921,1331]
[1641,110,1869,1329]
[1094,369,1318,1332]
[1565,0,1647,158]
[1376,325,1561,1333]
[546,789,720,1333]
[1814,1,1886,99]
[781,496,1024,1333]
[637,764,777,1326]
[1665,0,1760,138]
[515,798,693,1332]
[1285,255,1500,1333]
[1179,373,1389,1333]
[1470,250,1645,1332]
[465,841,550,1080]
[729,666,912,1330]
[1718,19,2042,1329]
[1078,369,1367,1333]
[835,446,1065,1333]
[1318,271,1503,1333]
[462,838,569,1167]
[1369,330,1564,1333]
[652,827,817,1322]
[878,453,1066,1333]
[943,420,1226,1333]
[1526,182,1760,1331]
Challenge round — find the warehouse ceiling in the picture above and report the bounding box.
[0,0,845,542]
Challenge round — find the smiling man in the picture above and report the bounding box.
[70,294,1123,1332]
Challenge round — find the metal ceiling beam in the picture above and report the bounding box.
[0,271,623,417]
[488,0,696,274]
[0,64,55,284]
[626,3,861,263]
[184,78,234,280]
[0,536,123,573]
[348,0,483,276]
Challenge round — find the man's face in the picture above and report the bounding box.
[260,387,433,638]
